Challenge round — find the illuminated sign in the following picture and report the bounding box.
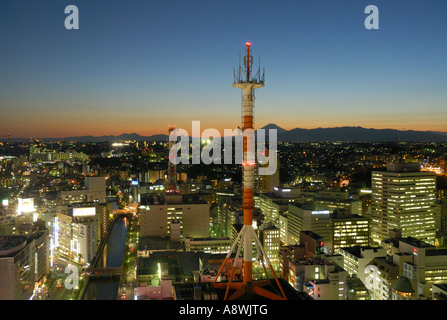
[18,198,34,213]
[2,199,8,206]
[73,207,96,217]
[131,180,139,186]
[311,210,330,215]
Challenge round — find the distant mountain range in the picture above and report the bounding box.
[1,133,170,143]
[261,124,447,142]
[2,125,447,143]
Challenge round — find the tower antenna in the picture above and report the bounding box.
[213,42,286,300]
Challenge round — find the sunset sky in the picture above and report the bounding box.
[1,0,446,138]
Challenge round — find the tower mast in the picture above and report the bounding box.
[167,125,178,194]
[212,42,286,300]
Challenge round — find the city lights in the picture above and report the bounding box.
[0,1,446,310]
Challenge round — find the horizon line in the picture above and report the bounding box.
[2,124,447,140]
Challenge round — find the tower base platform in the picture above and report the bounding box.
[212,278,312,301]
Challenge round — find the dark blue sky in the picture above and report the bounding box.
[1,0,446,138]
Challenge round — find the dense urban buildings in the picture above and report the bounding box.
[1,138,447,301]
[1,2,446,317]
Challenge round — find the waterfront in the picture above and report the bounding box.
[82,217,128,300]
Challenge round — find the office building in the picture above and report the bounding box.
[54,206,98,264]
[286,203,331,249]
[258,187,302,228]
[330,209,370,253]
[371,162,437,244]
[184,237,232,254]
[259,224,280,264]
[339,245,386,284]
[214,192,239,238]
[139,194,209,239]
[60,176,107,205]
[30,230,50,283]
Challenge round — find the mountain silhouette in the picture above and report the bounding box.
[2,126,447,142]
[264,126,447,142]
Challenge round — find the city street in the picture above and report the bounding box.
[33,254,84,300]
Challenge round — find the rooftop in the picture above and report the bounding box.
[0,235,27,256]
[301,230,323,240]
[340,245,384,258]
[137,251,203,279]
[367,257,399,277]
[139,237,184,252]
[386,162,421,173]
[425,248,447,257]
[141,194,208,206]
[400,237,434,249]
[393,277,415,293]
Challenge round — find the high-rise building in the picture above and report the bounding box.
[371,162,437,244]
[95,202,112,242]
[54,206,98,264]
[259,224,280,264]
[214,192,238,238]
[0,235,35,300]
[30,230,50,283]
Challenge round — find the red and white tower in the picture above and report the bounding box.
[166,125,179,194]
[213,42,286,300]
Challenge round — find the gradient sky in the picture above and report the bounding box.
[1,0,446,138]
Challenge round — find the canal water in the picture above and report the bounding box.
[83,217,128,300]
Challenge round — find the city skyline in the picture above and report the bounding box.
[2,0,447,303]
[1,0,446,138]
